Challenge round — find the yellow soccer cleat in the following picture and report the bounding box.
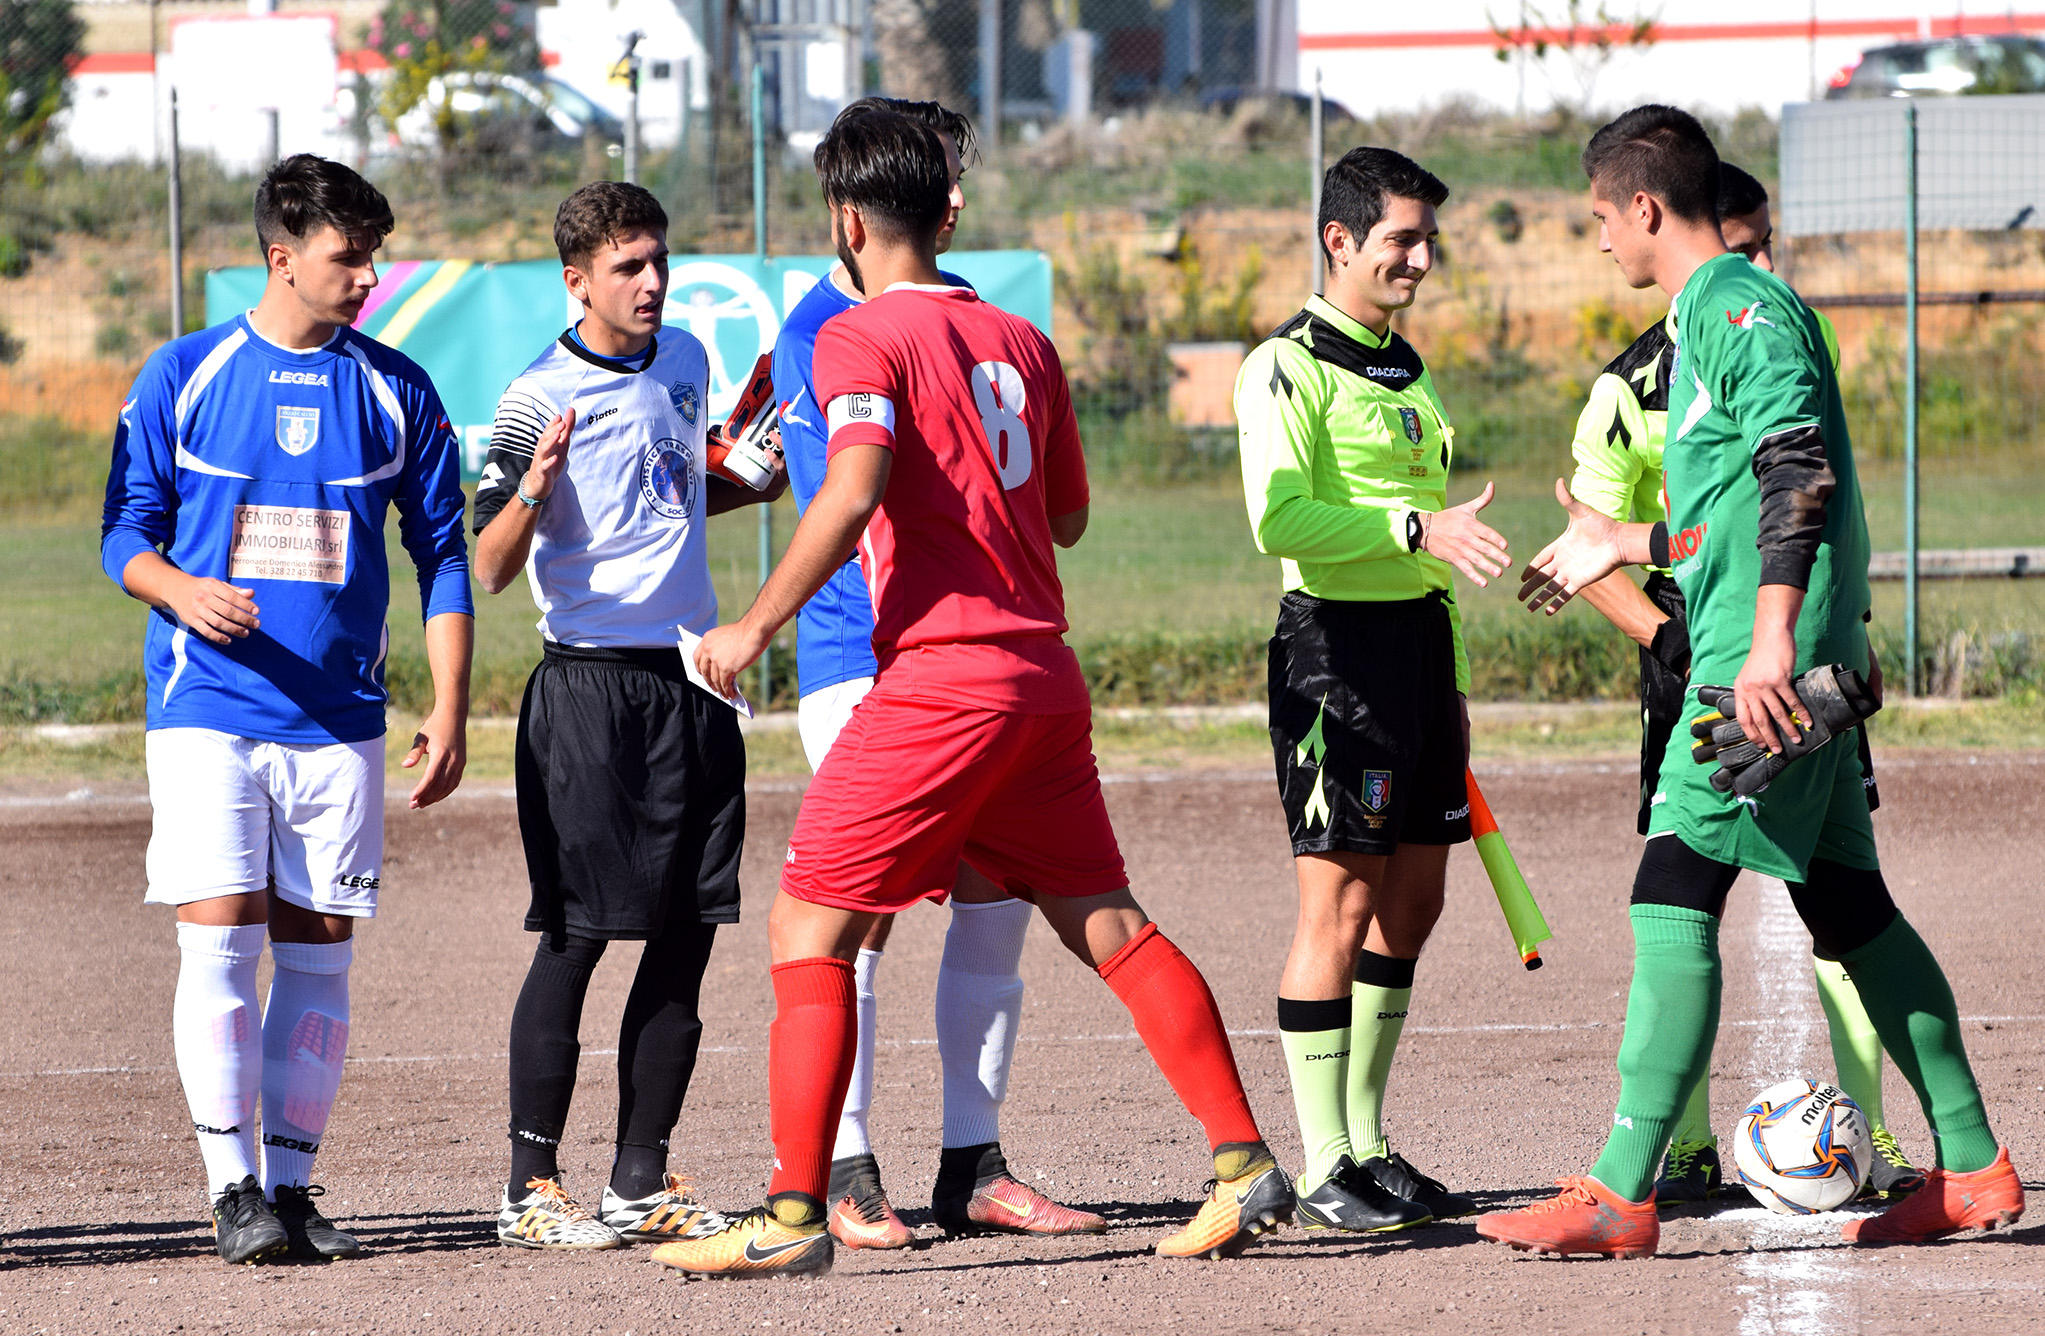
[1155,1159,1293,1259]
[649,1202,834,1279]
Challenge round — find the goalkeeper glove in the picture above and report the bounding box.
[1689,663,1880,798]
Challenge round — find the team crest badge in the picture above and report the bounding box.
[1362,769,1393,814]
[275,406,320,456]
[1398,407,1423,444]
[641,438,695,519]
[670,381,700,425]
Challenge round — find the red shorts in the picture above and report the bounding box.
[780,693,1128,913]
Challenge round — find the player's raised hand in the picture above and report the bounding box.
[1421,481,1510,586]
[1519,479,1628,615]
[402,706,467,809]
[695,619,770,702]
[171,575,261,645]
[522,407,575,502]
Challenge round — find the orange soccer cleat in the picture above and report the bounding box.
[649,1202,834,1279]
[933,1176,1108,1238]
[1842,1146,2024,1244]
[1475,1176,1660,1259]
[828,1190,915,1249]
[1154,1159,1292,1259]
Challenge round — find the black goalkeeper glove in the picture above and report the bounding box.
[1689,663,1881,798]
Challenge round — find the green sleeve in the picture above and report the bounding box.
[1236,339,1415,564]
[1705,294,1827,456]
[1567,371,1650,521]
[1815,308,1841,376]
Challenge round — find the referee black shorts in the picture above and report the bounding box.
[1267,592,1470,858]
[1638,573,1878,836]
[514,643,745,939]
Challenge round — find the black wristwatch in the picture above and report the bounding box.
[1406,510,1425,553]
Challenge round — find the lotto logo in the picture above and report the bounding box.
[269,370,331,386]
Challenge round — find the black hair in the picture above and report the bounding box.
[836,95,977,166]
[553,181,669,270]
[1582,104,1721,225]
[1317,147,1448,261]
[1716,162,1769,221]
[254,154,394,255]
[812,109,950,246]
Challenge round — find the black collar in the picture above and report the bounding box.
[558,328,659,374]
[1265,308,1425,390]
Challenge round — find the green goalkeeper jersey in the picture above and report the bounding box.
[1235,294,1469,693]
[1651,253,1875,879]
[1569,302,1839,578]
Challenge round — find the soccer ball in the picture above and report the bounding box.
[1731,1079,1872,1213]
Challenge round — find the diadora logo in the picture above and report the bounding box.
[1726,302,1775,330]
[1304,1050,1350,1061]
[336,873,380,890]
[269,369,331,386]
[1670,522,1707,561]
[1445,803,1471,821]
[1376,1010,1408,1021]
[1365,365,1414,382]
[585,406,618,426]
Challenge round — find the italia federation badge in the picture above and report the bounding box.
[1363,769,1393,813]
[1398,406,1423,445]
[641,438,695,519]
[276,406,321,456]
[670,381,700,425]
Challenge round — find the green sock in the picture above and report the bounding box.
[1814,952,1887,1129]
[1589,905,1721,1203]
[1347,951,1415,1163]
[1840,915,1998,1172]
[1671,1058,1716,1147]
[1277,996,1352,1193]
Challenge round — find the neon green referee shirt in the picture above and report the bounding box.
[1235,294,1469,694]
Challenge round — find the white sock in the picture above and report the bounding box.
[831,948,883,1161]
[172,922,266,1198]
[936,898,1032,1149]
[260,939,353,1195]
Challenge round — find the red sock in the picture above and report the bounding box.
[766,957,857,1201]
[1096,923,1261,1150]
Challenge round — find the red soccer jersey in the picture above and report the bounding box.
[815,283,1090,707]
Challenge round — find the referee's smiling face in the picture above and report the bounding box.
[1336,195,1438,316]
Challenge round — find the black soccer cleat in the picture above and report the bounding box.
[271,1183,362,1259]
[1655,1139,1722,1209]
[211,1175,290,1265]
[1295,1154,1432,1233]
[1861,1128,1927,1201]
[1355,1150,1476,1220]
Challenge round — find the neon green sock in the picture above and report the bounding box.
[1589,905,1721,1202]
[1814,952,1887,1129]
[1347,951,1415,1163]
[1277,996,1352,1193]
[1841,915,1997,1172]
[1671,1059,1716,1147]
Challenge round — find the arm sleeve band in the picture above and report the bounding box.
[1751,423,1835,590]
[1648,521,1671,570]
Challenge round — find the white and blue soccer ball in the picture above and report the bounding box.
[1732,1079,1872,1214]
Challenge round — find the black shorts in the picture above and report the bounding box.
[1638,575,1878,836]
[514,643,745,939]
[1267,592,1471,857]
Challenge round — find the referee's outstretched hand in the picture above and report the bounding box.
[1421,481,1510,587]
[1519,479,1627,615]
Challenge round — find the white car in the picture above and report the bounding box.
[365,71,624,156]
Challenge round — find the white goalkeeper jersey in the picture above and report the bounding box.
[473,327,717,647]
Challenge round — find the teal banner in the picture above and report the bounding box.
[206,251,1054,478]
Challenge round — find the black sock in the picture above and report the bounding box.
[935,1142,1009,1195]
[507,933,606,1199]
[609,919,718,1199]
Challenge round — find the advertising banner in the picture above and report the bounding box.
[207,251,1054,477]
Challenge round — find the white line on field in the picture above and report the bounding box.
[1738,873,1842,1336]
[8,1015,2039,1082]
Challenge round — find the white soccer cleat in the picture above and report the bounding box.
[497,1176,625,1250]
[599,1173,726,1241]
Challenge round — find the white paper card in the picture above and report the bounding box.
[676,627,754,718]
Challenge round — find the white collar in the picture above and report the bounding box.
[881,281,970,296]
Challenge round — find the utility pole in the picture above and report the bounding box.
[168,89,185,337]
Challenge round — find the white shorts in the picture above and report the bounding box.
[144,728,386,917]
[797,676,875,773]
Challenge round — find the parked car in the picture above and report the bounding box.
[1827,35,2045,98]
[379,72,624,156]
[1197,86,1355,120]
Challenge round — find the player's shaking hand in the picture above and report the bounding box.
[1421,480,1510,587]
[521,407,574,502]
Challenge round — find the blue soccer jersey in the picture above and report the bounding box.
[773,268,967,696]
[101,313,474,745]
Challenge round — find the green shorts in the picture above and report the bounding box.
[1646,687,1879,882]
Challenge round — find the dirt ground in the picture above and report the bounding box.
[2,753,2041,1335]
